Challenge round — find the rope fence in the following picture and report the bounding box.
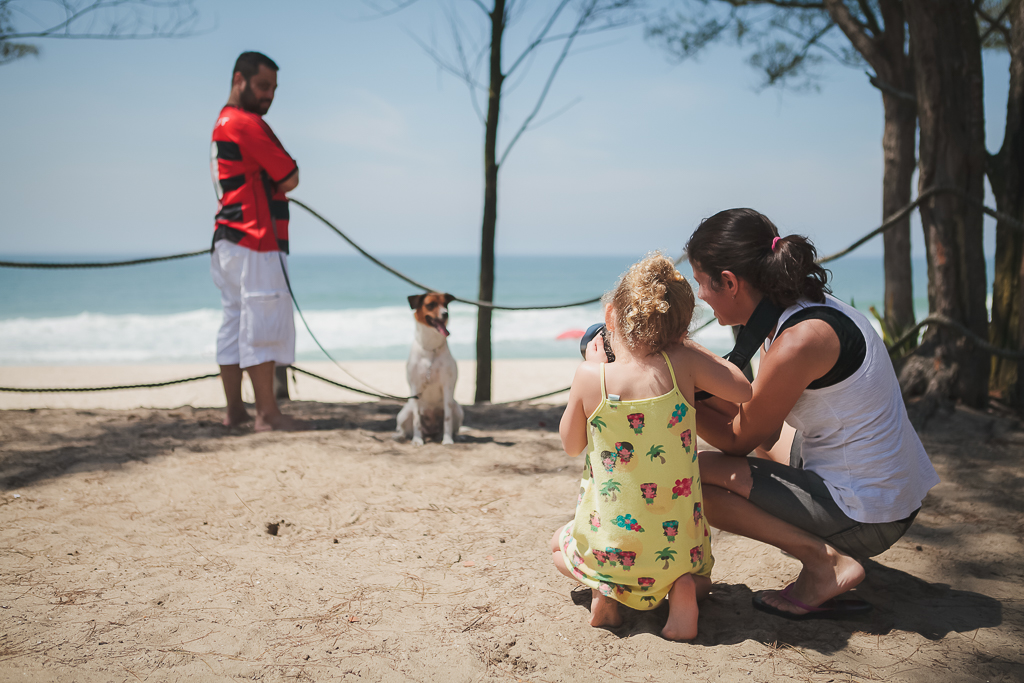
[0,365,573,403]
[0,249,211,270]
[2,185,1023,398]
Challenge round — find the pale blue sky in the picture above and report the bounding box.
[1,0,1011,258]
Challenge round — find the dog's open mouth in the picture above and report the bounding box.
[426,315,450,337]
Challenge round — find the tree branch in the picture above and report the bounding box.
[1,0,200,41]
[823,0,884,68]
[977,2,1012,46]
[499,0,599,165]
[867,71,916,102]
[504,0,572,77]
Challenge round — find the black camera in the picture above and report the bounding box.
[580,323,615,363]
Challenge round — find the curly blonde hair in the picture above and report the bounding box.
[604,253,695,353]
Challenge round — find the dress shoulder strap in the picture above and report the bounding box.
[600,362,608,399]
[660,351,680,394]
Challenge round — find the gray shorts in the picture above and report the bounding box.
[746,434,919,558]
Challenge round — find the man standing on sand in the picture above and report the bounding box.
[210,51,306,431]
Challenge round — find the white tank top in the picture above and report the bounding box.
[764,295,940,523]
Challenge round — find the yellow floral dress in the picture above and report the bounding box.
[559,352,713,610]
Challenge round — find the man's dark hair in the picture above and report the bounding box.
[233,52,278,83]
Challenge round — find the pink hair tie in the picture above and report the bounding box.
[771,236,781,251]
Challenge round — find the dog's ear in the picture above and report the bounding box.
[408,294,426,310]
[443,293,456,306]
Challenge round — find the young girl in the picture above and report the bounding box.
[550,253,752,640]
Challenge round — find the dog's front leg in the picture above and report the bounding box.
[409,397,425,446]
[441,386,456,445]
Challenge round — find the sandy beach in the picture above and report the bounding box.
[1,362,1023,682]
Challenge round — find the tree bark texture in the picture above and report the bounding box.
[475,0,505,404]
[825,0,917,335]
[901,0,989,408]
[987,0,1024,408]
[880,92,918,336]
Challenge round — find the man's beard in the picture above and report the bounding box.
[239,83,272,115]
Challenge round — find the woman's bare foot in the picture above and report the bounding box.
[223,409,252,428]
[589,589,622,628]
[662,574,700,641]
[254,413,310,432]
[760,543,865,616]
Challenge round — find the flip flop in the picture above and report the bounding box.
[752,584,872,621]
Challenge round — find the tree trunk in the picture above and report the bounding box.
[880,91,918,338]
[475,0,505,404]
[824,0,917,337]
[987,0,1024,409]
[901,0,989,409]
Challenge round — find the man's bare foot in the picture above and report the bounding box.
[223,409,252,428]
[662,574,700,641]
[760,544,865,616]
[589,589,622,628]
[254,413,310,432]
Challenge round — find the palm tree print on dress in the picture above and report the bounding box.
[640,482,658,504]
[655,547,677,569]
[667,403,688,427]
[627,412,644,435]
[641,595,657,606]
[590,416,607,433]
[646,444,666,464]
[599,479,621,502]
[615,441,634,463]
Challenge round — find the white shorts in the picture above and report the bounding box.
[210,240,295,369]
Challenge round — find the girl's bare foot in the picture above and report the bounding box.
[223,409,252,428]
[759,544,865,616]
[255,413,310,432]
[662,574,700,641]
[589,589,622,628]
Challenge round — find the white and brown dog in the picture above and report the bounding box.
[395,292,463,445]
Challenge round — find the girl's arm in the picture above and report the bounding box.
[696,319,839,456]
[684,340,752,404]
[558,361,601,456]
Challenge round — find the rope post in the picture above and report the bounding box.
[274,364,290,400]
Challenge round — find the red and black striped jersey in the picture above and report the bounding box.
[210,105,297,253]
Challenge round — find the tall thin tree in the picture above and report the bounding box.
[383,0,640,402]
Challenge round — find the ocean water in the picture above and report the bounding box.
[0,253,935,366]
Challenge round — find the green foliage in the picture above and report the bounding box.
[646,0,865,92]
[869,305,918,361]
